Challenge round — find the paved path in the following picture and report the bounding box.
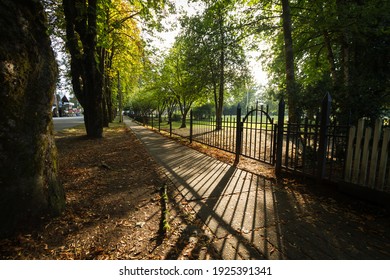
[125,119,390,260]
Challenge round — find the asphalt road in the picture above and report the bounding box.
[53,116,84,131]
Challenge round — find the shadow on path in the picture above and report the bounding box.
[126,119,390,260]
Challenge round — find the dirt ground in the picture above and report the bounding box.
[0,123,220,260]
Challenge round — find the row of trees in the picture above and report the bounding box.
[131,0,389,126]
[131,0,254,129]
[46,0,173,138]
[0,0,172,236]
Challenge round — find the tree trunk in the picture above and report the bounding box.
[63,0,103,138]
[0,0,65,237]
[212,81,222,130]
[99,47,110,127]
[281,0,298,123]
[216,9,225,131]
[323,30,338,86]
[335,0,354,122]
[180,110,188,128]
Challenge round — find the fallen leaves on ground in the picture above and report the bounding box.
[0,123,219,260]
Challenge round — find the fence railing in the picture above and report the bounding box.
[131,94,389,193]
[277,118,349,181]
[191,113,238,154]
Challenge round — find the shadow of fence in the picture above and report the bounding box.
[128,120,390,259]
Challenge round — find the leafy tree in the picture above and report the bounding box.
[96,0,145,126]
[181,0,251,129]
[161,36,207,128]
[63,0,172,137]
[253,0,389,123]
[280,0,299,122]
[130,87,158,118]
[148,64,178,123]
[0,0,65,236]
[330,0,390,122]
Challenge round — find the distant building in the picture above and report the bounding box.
[52,94,83,117]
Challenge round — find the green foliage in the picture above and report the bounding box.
[178,0,253,127]
[100,0,145,104]
[158,35,208,127]
[125,0,389,125]
[130,87,159,115]
[255,0,390,122]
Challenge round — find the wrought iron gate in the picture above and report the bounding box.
[238,103,276,165]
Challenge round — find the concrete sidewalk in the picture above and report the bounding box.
[125,119,390,260]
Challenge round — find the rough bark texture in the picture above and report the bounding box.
[0,0,65,237]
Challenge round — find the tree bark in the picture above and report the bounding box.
[281,0,298,123]
[0,0,65,236]
[216,9,225,130]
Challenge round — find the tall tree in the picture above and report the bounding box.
[181,0,251,129]
[162,36,206,128]
[63,0,171,137]
[332,0,390,122]
[250,0,389,122]
[96,0,144,126]
[246,0,300,121]
[63,0,103,138]
[281,0,298,122]
[0,0,65,236]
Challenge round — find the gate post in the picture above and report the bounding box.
[317,93,332,181]
[234,104,242,165]
[275,99,285,176]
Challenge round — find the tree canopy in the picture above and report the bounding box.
[254,0,390,122]
[55,0,389,128]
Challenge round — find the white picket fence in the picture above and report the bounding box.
[344,118,390,191]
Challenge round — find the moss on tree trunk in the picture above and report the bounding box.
[0,0,65,237]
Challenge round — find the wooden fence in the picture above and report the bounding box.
[344,118,390,190]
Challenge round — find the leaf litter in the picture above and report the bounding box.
[0,123,219,260]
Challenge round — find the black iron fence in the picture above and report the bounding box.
[277,116,349,181]
[240,104,276,165]
[132,94,354,184]
[191,113,238,154]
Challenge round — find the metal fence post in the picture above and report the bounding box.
[317,93,332,181]
[275,99,285,176]
[234,104,242,165]
[190,109,193,143]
